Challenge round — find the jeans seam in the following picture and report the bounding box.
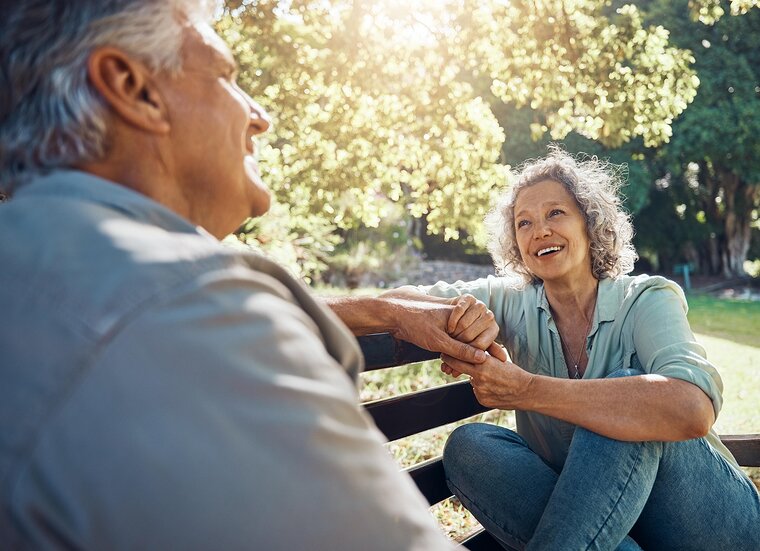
[585,442,644,550]
[446,476,527,549]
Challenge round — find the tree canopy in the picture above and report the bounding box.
[219,0,703,278]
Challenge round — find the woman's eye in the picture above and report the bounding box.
[549,209,564,217]
[517,219,530,228]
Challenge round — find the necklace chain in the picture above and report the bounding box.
[556,305,595,380]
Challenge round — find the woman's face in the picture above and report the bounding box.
[513,179,593,285]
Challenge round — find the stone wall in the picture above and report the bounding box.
[390,260,496,287]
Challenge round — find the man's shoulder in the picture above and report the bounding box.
[1,175,260,337]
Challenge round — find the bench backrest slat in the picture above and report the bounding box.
[404,457,450,505]
[460,530,504,551]
[365,381,490,441]
[721,435,760,467]
[359,333,438,372]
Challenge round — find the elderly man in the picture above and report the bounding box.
[0,2,483,549]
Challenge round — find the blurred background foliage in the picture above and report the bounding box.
[218,0,759,283]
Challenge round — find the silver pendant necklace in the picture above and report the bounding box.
[557,308,594,380]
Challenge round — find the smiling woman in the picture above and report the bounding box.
[333,146,760,550]
[486,146,637,285]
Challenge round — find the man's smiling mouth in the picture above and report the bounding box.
[536,246,563,257]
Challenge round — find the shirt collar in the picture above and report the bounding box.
[14,169,208,237]
[535,277,618,334]
[595,278,620,323]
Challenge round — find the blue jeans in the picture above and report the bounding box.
[443,370,760,551]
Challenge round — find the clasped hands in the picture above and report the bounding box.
[440,294,532,410]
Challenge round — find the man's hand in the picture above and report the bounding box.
[441,343,534,410]
[322,292,489,364]
[447,294,499,350]
[440,294,499,378]
[389,298,488,364]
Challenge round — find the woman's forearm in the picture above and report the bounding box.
[524,374,715,442]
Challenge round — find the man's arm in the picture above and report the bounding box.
[324,288,492,363]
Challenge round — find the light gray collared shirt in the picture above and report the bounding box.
[0,171,453,550]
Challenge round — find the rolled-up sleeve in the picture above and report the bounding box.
[631,284,724,417]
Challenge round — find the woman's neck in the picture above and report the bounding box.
[544,275,599,324]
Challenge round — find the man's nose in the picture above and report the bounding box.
[248,97,271,134]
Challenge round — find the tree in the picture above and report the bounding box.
[219,0,700,279]
[688,0,759,25]
[641,0,760,277]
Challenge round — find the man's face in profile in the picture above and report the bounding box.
[154,21,272,238]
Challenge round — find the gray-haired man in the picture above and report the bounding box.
[0,2,479,549]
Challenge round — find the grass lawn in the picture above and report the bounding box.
[686,293,760,349]
[685,293,760,436]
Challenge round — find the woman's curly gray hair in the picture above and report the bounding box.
[485,147,637,283]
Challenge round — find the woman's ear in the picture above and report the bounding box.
[87,47,170,135]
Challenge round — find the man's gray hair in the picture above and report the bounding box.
[485,146,638,284]
[0,0,211,193]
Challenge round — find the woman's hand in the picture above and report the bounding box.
[442,343,534,410]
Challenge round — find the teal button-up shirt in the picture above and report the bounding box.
[421,275,735,470]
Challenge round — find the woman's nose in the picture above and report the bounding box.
[534,220,551,239]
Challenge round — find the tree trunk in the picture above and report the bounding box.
[697,162,722,276]
[719,170,755,278]
[697,164,757,278]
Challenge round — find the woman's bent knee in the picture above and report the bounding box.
[444,424,527,479]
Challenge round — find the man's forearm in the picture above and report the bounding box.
[323,291,487,363]
[323,295,400,336]
[323,287,449,336]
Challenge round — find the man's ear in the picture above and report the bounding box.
[87,47,171,135]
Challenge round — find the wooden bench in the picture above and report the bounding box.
[358,333,760,550]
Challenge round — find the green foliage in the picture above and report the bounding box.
[219,0,509,250]
[230,200,339,283]
[639,0,760,275]
[217,0,702,279]
[496,105,654,216]
[462,1,698,147]
[689,0,759,24]
[322,201,421,287]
